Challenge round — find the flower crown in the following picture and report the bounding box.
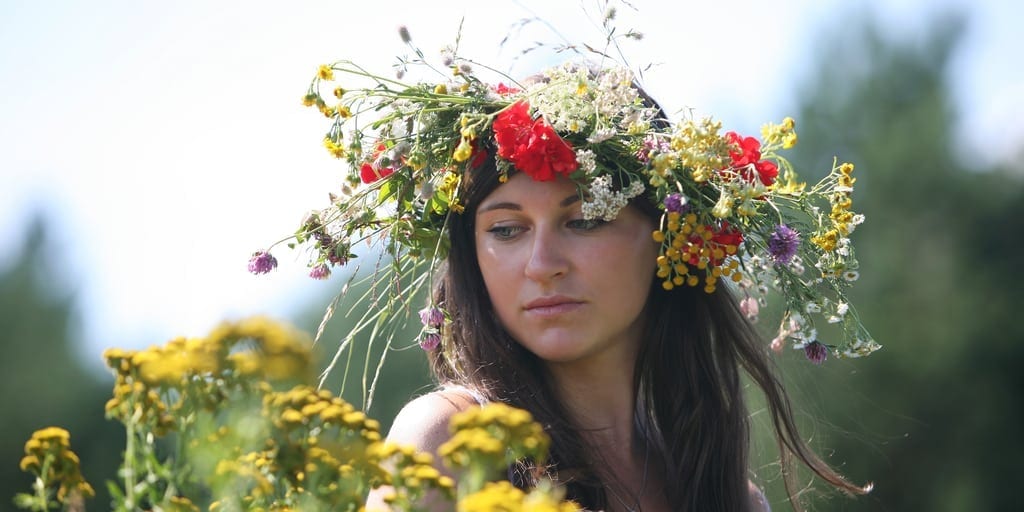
[249,30,879,385]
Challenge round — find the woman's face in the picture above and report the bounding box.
[474,173,658,365]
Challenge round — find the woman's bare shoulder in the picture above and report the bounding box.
[366,390,480,511]
[748,480,771,512]
[385,388,481,454]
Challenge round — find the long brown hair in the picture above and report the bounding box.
[427,141,869,512]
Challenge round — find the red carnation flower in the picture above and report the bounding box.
[492,83,521,96]
[712,221,744,249]
[683,222,744,267]
[492,101,577,181]
[359,142,395,184]
[468,139,488,169]
[493,101,534,160]
[726,132,778,186]
[514,122,578,181]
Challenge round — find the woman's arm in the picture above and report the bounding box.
[364,389,479,511]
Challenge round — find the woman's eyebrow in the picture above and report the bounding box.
[477,194,579,214]
[477,201,521,214]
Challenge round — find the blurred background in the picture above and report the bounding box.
[2,0,1021,510]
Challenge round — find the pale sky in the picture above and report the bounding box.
[1,0,1020,369]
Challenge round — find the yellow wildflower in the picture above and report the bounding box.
[453,137,473,162]
[317,64,334,81]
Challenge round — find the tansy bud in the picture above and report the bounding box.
[452,138,472,162]
[407,150,427,171]
[783,132,798,149]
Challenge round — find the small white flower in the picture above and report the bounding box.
[586,128,616,144]
[790,260,806,275]
[581,176,645,221]
[805,302,822,314]
[836,302,849,316]
[843,270,860,282]
[575,149,597,176]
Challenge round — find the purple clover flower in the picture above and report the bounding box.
[419,306,445,328]
[419,332,441,351]
[804,340,829,365]
[768,224,800,265]
[664,193,689,214]
[309,264,331,280]
[247,251,278,275]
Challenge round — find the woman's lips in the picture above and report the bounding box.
[523,296,584,317]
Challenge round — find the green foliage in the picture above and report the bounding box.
[753,10,1024,511]
[0,214,120,510]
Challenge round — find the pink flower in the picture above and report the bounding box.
[739,297,759,321]
[309,264,331,280]
[247,251,277,275]
[419,332,441,351]
[419,306,445,328]
[804,340,829,365]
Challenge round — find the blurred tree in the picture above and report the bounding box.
[760,9,1024,511]
[0,214,121,509]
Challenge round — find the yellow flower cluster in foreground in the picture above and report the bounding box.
[16,317,577,512]
[16,427,94,509]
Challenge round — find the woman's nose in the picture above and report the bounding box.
[523,228,569,282]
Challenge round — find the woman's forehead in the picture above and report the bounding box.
[478,174,580,211]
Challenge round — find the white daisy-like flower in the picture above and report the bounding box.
[575,149,597,176]
[843,270,860,282]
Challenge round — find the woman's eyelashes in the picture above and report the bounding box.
[567,218,608,231]
[485,224,525,241]
[484,218,608,240]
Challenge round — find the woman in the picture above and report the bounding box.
[367,154,866,510]
[279,57,876,510]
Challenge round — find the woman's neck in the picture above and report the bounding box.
[546,352,640,451]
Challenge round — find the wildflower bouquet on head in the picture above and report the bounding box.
[249,17,879,397]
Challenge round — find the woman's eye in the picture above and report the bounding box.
[487,225,524,240]
[567,218,607,231]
